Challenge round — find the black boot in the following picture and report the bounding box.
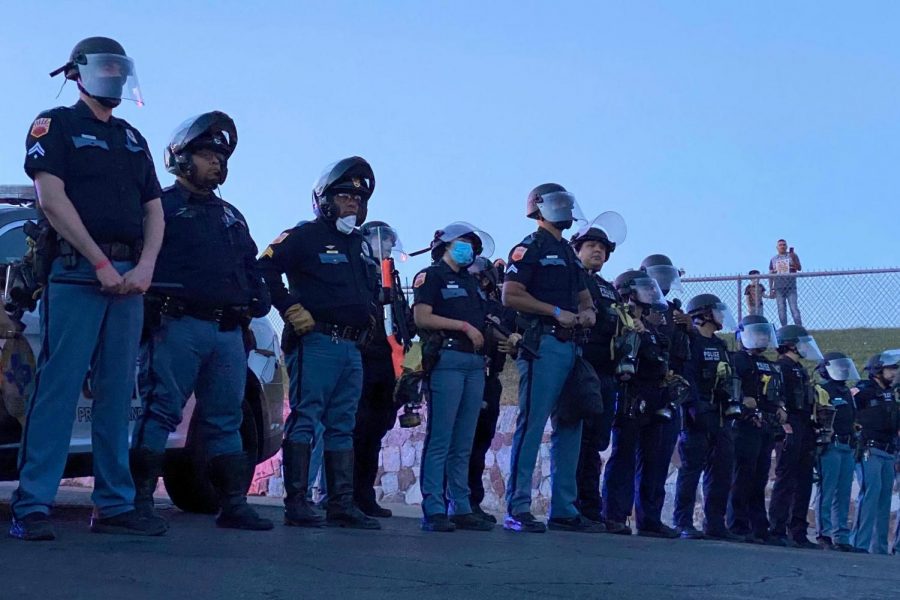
[324,450,381,530]
[130,448,166,522]
[208,453,273,531]
[282,442,326,527]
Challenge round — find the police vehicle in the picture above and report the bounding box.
[0,185,285,513]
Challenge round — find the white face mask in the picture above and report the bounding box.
[336,215,357,235]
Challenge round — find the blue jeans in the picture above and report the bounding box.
[134,316,246,458]
[851,447,895,554]
[420,350,484,517]
[284,332,362,451]
[815,441,855,545]
[506,335,581,519]
[774,287,802,327]
[11,257,142,519]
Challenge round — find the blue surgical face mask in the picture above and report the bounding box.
[449,240,474,267]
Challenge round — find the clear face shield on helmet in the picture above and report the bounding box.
[739,322,777,350]
[535,192,586,226]
[824,358,861,382]
[437,222,495,258]
[364,225,405,262]
[710,302,738,331]
[795,335,824,361]
[631,276,668,312]
[78,53,143,105]
[644,264,683,294]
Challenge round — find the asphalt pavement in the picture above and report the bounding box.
[0,485,897,600]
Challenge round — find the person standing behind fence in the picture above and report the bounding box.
[768,240,802,327]
[744,270,767,317]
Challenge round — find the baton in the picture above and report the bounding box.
[49,275,183,292]
[485,314,540,360]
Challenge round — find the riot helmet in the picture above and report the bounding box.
[685,293,737,331]
[738,315,777,351]
[311,157,375,225]
[816,352,860,383]
[50,37,142,107]
[429,222,494,268]
[360,221,404,262]
[640,254,683,295]
[570,211,627,254]
[864,349,900,383]
[776,324,823,361]
[525,183,585,231]
[164,111,237,188]
[615,269,667,312]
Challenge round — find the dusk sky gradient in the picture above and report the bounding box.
[2,1,898,282]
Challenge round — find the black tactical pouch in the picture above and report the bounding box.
[518,318,543,361]
[421,331,444,373]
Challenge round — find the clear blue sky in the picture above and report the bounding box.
[2,1,898,283]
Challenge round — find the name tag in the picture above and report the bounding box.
[72,135,109,150]
[539,257,566,266]
[441,288,468,299]
[318,253,348,264]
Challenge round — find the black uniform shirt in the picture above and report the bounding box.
[504,228,585,315]
[821,380,856,437]
[153,183,269,313]
[582,271,620,375]
[778,355,812,416]
[413,260,486,332]
[257,218,376,328]
[23,100,161,244]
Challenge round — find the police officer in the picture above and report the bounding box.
[813,352,860,551]
[413,222,496,532]
[727,315,786,543]
[466,256,517,523]
[258,157,380,530]
[354,221,412,518]
[767,324,824,548]
[601,270,677,537]
[130,112,272,531]
[503,184,600,533]
[673,294,743,541]
[640,254,690,536]
[569,214,626,527]
[850,350,900,554]
[10,37,167,540]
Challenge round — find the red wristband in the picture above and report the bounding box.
[94,259,111,271]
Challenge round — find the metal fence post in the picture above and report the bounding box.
[736,275,743,322]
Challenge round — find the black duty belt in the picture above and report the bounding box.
[441,336,480,354]
[97,241,140,262]
[832,434,854,445]
[159,297,248,331]
[864,439,897,453]
[313,322,366,342]
[59,239,140,263]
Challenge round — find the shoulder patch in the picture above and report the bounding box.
[413,272,427,288]
[30,118,51,139]
[511,246,528,262]
[269,232,289,245]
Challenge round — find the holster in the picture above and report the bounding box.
[23,220,56,285]
[517,317,544,360]
[420,331,444,373]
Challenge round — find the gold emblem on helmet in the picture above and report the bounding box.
[352,177,362,188]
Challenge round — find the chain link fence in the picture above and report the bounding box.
[269,268,900,334]
[668,268,900,331]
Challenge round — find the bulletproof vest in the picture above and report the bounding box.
[582,273,620,373]
[822,380,855,436]
[660,303,690,373]
[736,351,782,412]
[692,331,726,401]
[855,380,899,442]
[779,356,812,413]
[633,323,669,385]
